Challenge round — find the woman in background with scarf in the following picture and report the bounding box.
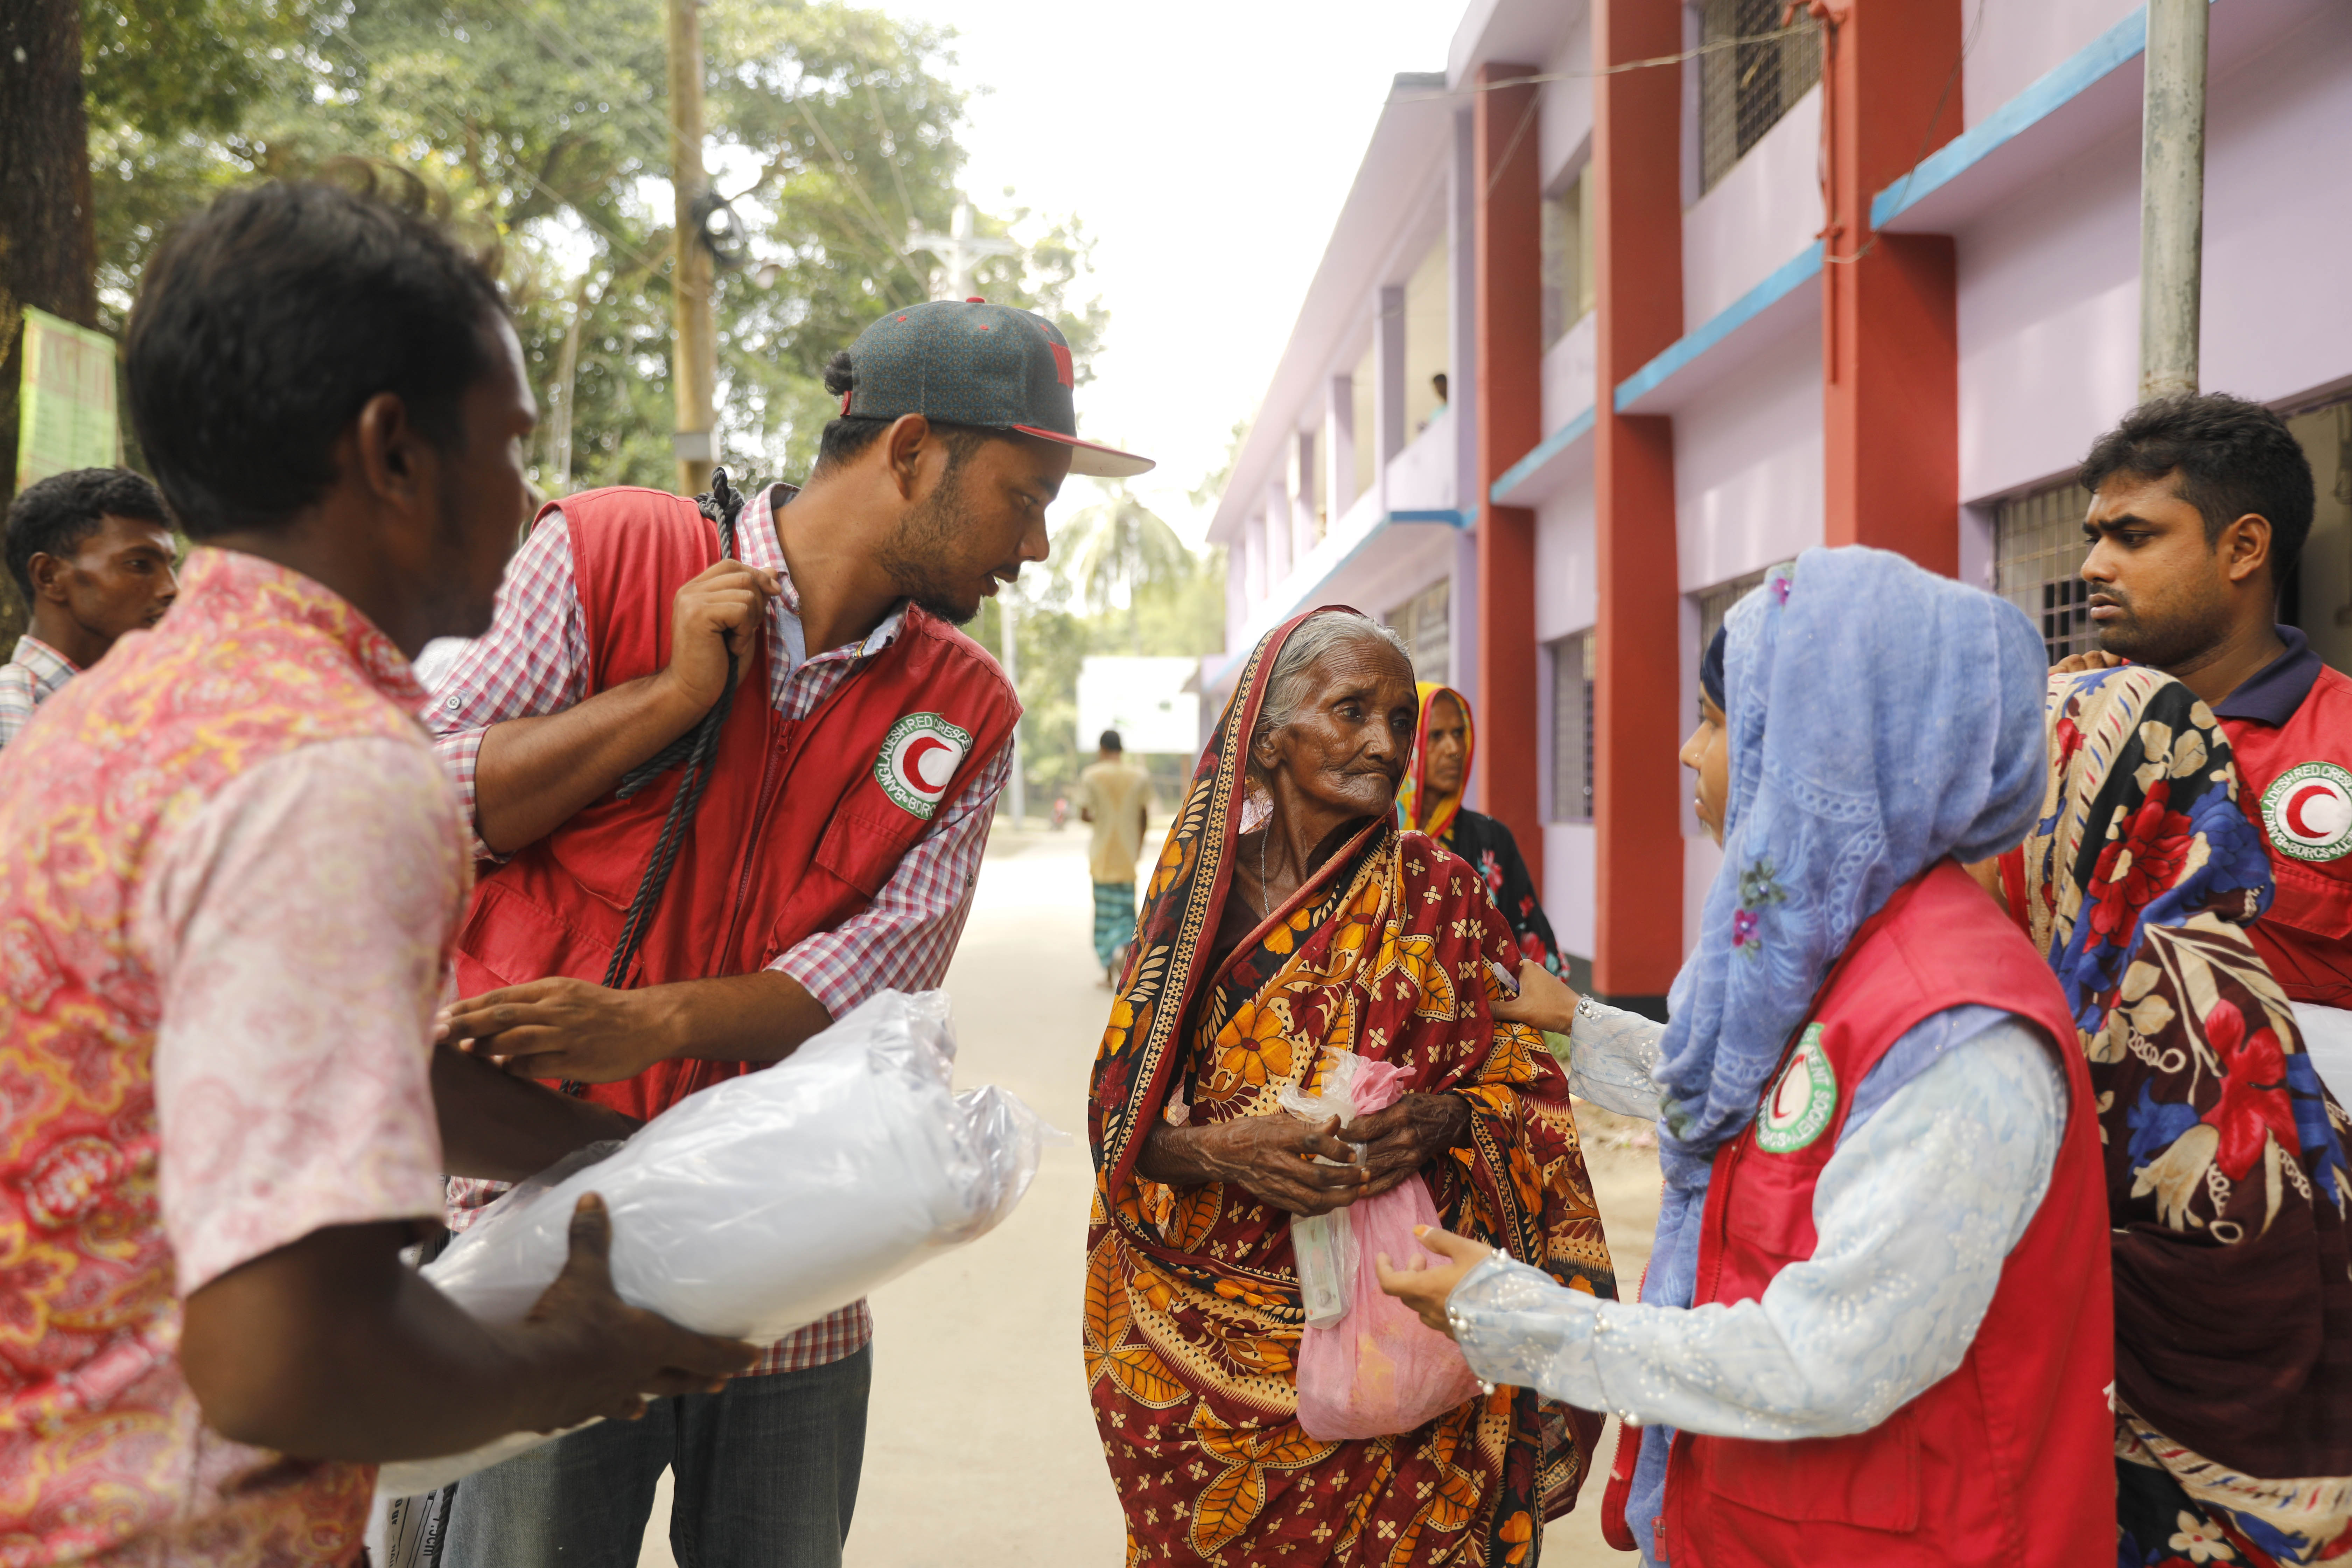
[2005,664,2352,1565]
[1398,684,1565,975]
[1377,547,2115,1568]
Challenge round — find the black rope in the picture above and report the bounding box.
[560,466,749,1097]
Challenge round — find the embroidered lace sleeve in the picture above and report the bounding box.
[1563,999,1666,1119]
[1448,1018,2066,1439]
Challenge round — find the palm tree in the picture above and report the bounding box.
[1060,484,1193,653]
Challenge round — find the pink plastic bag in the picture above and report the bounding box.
[1291,1053,1484,1441]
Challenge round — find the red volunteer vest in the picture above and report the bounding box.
[1646,861,2114,1567]
[2223,662,2352,1006]
[453,485,1019,1122]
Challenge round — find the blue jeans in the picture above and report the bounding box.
[440,1347,871,1568]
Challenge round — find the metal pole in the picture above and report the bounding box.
[1001,598,1025,827]
[2138,0,2207,400]
[666,0,716,495]
[548,275,587,493]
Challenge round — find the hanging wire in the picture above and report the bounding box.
[1393,21,1821,102]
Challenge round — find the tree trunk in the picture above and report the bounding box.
[0,0,99,642]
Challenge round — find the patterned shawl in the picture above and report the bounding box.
[1086,608,1615,1565]
[2011,665,2352,1559]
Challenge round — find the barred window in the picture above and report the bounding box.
[1549,631,1595,822]
[1385,580,1451,688]
[1699,0,1823,195]
[1540,172,1594,352]
[1694,567,1769,714]
[1995,482,2095,665]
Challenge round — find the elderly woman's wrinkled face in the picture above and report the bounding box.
[1256,637,1420,819]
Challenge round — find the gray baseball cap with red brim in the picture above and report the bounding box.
[838,299,1153,479]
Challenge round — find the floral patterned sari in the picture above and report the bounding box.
[2008,666,2352,1566]
[1086,609,1615,1567]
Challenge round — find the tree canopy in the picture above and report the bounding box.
[81,0,1107,491]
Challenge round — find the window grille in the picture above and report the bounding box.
[1549,631,1595,822]
[1699,0,1823,195]
[1540,173,1593,352]
[1693,567,1769,714]
[1385,580,1451,688]
[1995,482,2096,665]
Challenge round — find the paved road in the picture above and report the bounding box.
[640,824,1660,1566]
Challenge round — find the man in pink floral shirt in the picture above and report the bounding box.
[0,178,752,1566]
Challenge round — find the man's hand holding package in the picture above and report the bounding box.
[443,968,835,1082]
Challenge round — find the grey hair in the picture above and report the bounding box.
[1248,611,1413,764]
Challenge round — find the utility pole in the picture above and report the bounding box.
[1000,596,1025,827]
[907,195,1017,301]
[666,0,717,495]
[2138,0,2207,399]
[547,275,589,493]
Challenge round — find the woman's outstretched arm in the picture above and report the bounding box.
[1384,1018,2066,1440]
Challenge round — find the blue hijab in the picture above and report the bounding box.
[1628,546,2050,1560]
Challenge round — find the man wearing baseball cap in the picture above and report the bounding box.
[424,300,1149,1567]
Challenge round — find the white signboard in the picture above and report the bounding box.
[1077,656,1200,755]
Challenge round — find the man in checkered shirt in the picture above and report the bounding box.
[427,300,1151,1568]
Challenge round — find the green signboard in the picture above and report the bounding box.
[16,307,120,492]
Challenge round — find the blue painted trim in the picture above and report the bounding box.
[1872,7,2148,230]
[1491,406,1595,505]
[1212,504,1476,688]
[1611,242,1825,413]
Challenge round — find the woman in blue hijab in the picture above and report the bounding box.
[1377,547,2116,1568]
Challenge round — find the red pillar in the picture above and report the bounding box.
[1820,0,1964,571]
[1472,64,1545,891]
[1591,0,1685,1007]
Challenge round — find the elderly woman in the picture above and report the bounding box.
[1379,548,2116,1568]
[1085,606,1615,1565]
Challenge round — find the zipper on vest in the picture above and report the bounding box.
[717,707,789,969]
[714,667,865,971]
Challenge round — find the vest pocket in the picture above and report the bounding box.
[1699,1408,1921,1532]
[813,806,929,898]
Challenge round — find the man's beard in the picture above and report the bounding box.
[876,475,984,625]
[2094,581,2230,671]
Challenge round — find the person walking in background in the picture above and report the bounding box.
[425,298,1151,1568]
[2040,393,2352,1097]
[1397,683,1565,974]
[1076,727,1152,985]
[0,466,180,747]
[1381,550,2116,1568]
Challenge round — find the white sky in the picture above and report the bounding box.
[876,0,1463,544]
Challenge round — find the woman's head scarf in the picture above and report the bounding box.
[1397,682,1473,840]
[1625,545,2051,1555]
[1091,605,1384,1196]
[2013,664,2352,1490]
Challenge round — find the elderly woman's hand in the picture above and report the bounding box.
[1341,1092,1472,1199]
[1136,1114,1374,1217]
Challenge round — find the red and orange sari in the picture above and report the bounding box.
[1086,609,1615,1566]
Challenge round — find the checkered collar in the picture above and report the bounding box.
[6,634,78,697]
[743,482,905,660]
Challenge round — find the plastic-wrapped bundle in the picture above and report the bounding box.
[376,989,1049,1497]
